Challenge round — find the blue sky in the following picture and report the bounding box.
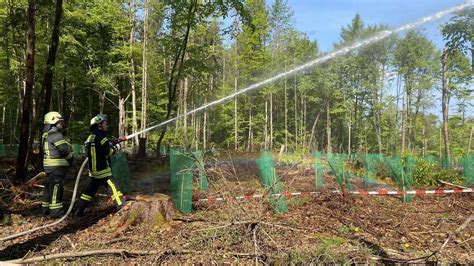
[279,0,467,51]
[265,0,472,118]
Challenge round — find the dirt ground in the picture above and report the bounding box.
[0,157,473,264]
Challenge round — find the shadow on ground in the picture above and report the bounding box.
[0,206,116,260]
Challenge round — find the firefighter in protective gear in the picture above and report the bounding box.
[74,114,124,217]
[41,111,73,218]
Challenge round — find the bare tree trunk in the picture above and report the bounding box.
[175,81,182,138]
[247,108,253,152]
[284,65,288,152]
[183,77,188,147]
[401,83,407,153]
[16,0,35,183]
[468,125,473,155]
[138,0,148,158]
[441,51,450,159]
[118,98,126,138]
[270,93,273,149]
[377,65,384,154]
[234,76,238,150]
[348,112,352,155]
[422,126,427,157]
[326,101,332,153]
[264,100,268,149]
[302,95,306,149]
[393,74,401,154]
[308,110,321,150]
[203,76,211,151]
[439,126,442,158]
[99,93,105,114]
[294,73,297,150]
[129,2,138,146]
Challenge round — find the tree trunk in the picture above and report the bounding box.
[138,0,148,158]
[284,65,288,152]
[326,101,332,153]
[264,100,268,149]
[401,81,407,153]
[302,95,306,149]
[270,93,273,149]
[16,0,36,183]
[247,108,253,152]
[422,126,427,157]
[468,125,473,155]
[234,76,238,150]
[377,64,385,154]
[183,77,188,147]
[99,93,105,114]
[348,111,352,155]
[129,2,138,146]
[118,98,126,138]
[294,73,297,150]
[308,110,321,150]
[439,126,442,158]
[441,51,450,159]
[37,0,63,125]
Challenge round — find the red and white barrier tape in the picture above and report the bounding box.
[198,188,474,203]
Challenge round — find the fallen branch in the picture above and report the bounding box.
[4,249,188,264]
[437,180,467,189]
[5,248,265,263]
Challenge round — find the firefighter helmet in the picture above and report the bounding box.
[44,111,64,125]
[90,114,108,126]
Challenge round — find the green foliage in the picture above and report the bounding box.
[409,157,463,186]
[0,1,472,167]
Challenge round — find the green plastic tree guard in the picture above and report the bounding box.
[192,150,208,191]
[170,147,194,213]
[256,151,288,213]
[110,152,133,194]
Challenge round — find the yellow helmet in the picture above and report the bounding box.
[90,114,108,126]
[44,111,64,125]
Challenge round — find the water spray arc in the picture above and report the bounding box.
[1,2,472,244]
[124,1,474,141]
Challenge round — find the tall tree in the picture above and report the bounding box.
[441,7,474,70]
[37,0,63,125]
[139,0,149,157]
[394,30,438,153]
[15,0,35,182]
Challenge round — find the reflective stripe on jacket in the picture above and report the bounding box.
[42,127,72,169]
[86,130,115,178]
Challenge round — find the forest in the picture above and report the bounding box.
[0,0,473,264]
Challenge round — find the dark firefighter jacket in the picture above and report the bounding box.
[41,126,73,175]
[85,129,116,178]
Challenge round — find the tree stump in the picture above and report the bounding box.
[105,194,175,236]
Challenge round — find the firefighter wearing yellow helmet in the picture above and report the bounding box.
[74,114,124,216]
[41,111,73,218]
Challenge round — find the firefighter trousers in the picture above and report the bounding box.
[75,176,124,214]
[42,173,65,217]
